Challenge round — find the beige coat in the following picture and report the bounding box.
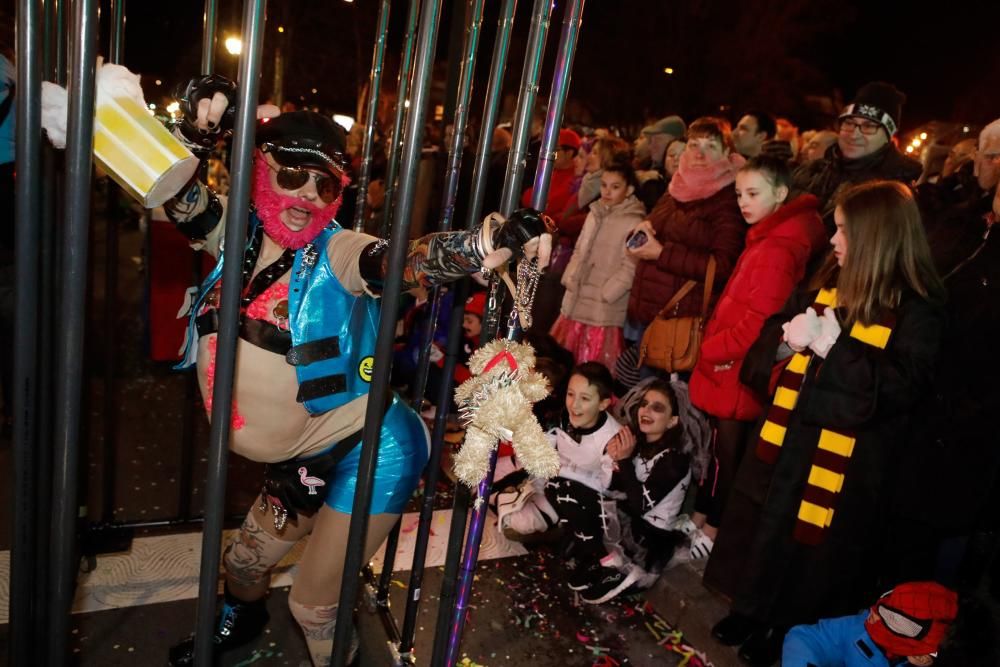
[560,195,644,327]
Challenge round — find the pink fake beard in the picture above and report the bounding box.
[252,156,348,249]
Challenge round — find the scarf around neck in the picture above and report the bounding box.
[668,151,744,202]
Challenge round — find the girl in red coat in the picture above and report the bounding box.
[685,156,827,559]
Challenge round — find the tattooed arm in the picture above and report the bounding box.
[163,178,227,254]
[357,208,553,293]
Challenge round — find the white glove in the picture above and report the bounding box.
[809,308,842,359]
[781,307,821,352]
[428,344,444,364]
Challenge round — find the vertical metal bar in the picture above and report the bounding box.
[192,2,268,665]
[408,0,485,410]
[498,0,553,218]
[109,0,125,63]
[378,0,420,238]
[37,0,66,654]
[48,0,99,664]
[201,0,219,75]
[374,517,402,605]
[10,3,43,666]
[331,1,444,664]
[443,0,592,663]
[387,0,484,611]
[442,448,499,667]
[428,3,519,663]
[101,0,127,525]
[398,278,468,658]
[531,0,585,210]
[462,0,516,232]
[49,0,67,85]
[352,0,390,233]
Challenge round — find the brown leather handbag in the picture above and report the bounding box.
[638,256,716,372]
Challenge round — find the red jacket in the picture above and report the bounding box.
[627,186,745,324]
[521,165,579,225]
[689,194,827,421]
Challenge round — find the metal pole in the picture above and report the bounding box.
[178,0,220,525]
[101,0,127,525]
[109,0,125,63]
[443,0,588,662]
[10,3,43,665]
[462,0,517,233]
[498,0,553,218]
[393,0,484,630]
[398,278,468,659]
[37,0,66,654]
[330,0,443,664]
[47,0,67,85]
[531,0,585,210]
[408,0,484,410]
[48,0,99,664]
[352,0,390,233]
[201,0,219,75]
[192,2,268,665]
[378,0,420,238]
[428,3,519,662]
[374,516,402,606]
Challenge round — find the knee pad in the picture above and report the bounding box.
[223,510,297,589]
[288,598,358,666]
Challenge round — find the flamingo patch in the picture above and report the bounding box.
[298,466,327,495]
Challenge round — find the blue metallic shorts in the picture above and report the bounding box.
[321,395,429,515]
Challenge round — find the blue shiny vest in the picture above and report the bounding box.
[179,216,379,415]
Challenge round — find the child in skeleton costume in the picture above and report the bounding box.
[497,364,634,597]
[163,76,552,666]
[599,379,709,594]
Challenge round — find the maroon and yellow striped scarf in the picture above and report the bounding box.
[754,288,895,545]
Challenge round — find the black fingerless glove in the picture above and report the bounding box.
[172,74,239,154]
[492,207,551,260]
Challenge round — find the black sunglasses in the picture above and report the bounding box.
[266,162,342,204]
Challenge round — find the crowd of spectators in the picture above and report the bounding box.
[369,78,999,667]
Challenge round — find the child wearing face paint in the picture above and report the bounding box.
[538,363,642,598]
[578,378,703,604]
[551,161,645,371]
[497,365,632,560]
[686,156,826,563]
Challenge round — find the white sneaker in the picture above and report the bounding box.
[669,513,698,537]
[689,529,714,560]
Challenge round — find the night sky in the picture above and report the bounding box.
[79,0,1000,134]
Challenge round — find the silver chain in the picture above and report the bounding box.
[513,258,541,329]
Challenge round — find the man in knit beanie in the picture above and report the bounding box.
[791,81,922,233]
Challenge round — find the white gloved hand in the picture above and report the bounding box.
[428,344,444,364]
[809,308,842,359]
[782,307,822,352]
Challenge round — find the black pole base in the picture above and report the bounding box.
[80,520,135,559]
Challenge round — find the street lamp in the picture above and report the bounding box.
[224,36,242,56]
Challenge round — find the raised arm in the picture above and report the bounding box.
[357,208,553,293]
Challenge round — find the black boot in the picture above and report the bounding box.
[737,625,786,667]
[712,611,760,646]
[168,589,270,666]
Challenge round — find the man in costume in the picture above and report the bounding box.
[164,76,551,666]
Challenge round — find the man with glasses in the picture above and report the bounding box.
[792,81,921,234]
[163,77,552,666]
